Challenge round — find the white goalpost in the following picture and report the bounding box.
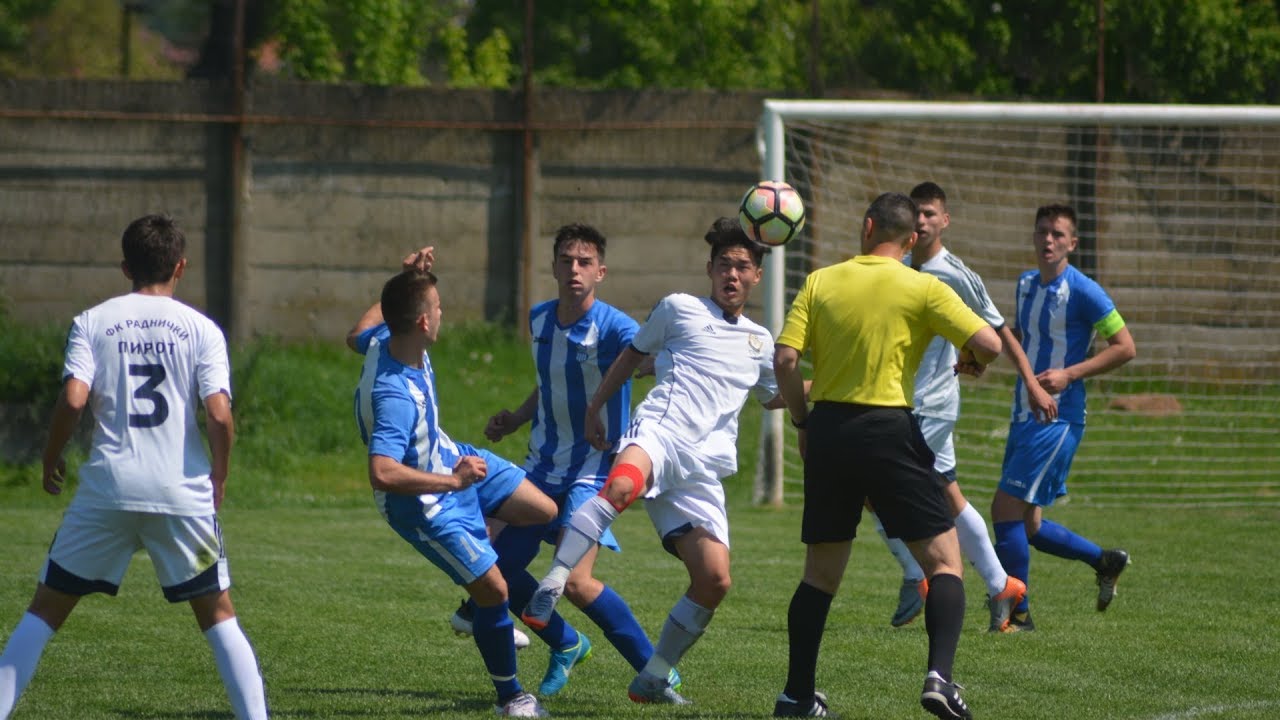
[755,100,1280,509]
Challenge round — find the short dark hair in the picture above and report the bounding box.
[121,214,185,287]
[380,270,439,336]
[910,181,947,205]
[1035,203,1078,233]
[553,223,607,259]
[705,216,767,266]
[865,192,918,244]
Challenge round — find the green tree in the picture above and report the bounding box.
[0,0,183,79]
[273,0,443,84]
[0,0,56,53]
[465,0,808,90]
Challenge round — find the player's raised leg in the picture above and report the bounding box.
[522,447,653,630]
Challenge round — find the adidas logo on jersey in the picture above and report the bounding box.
[702,324,717,335]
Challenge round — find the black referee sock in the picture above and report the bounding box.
[783,581,833,703]
[923,573,965,682]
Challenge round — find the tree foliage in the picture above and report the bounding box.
[0,0,183,79]
[2,0,1279,103]
[464,0,807,90]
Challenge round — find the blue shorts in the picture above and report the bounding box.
[385,487,497,587]
[459,446,526,518]
[535,478,621,553]
[998,420,1085,507]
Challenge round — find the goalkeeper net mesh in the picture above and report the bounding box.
[760,102,1280,509]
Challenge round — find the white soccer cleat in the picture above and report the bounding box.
[451,600,531,649]
[520,581,565,631]
[495,691,549,717]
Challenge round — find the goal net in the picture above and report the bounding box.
[755,101,1280,509]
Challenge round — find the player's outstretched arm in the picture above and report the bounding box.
[1037,326,1136,393]
[368,454,486,495]
[997,325,1057,422]
[204,391,235,511]
[484,388,538,442]
[584,345,646,450]
[40,378,89,495]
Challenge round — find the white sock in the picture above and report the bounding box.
[642,596,714,679]
[204,617,268,720]
[548,496,618,586]
[0,613,55,720]
[955,502,1008,596]
[871,511,925,582]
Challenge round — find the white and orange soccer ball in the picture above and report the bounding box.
[738,180,806,247]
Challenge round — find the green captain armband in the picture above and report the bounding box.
[1094,309,1126,338]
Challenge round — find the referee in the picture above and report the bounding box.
[771,192,1002,720]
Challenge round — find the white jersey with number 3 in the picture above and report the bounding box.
[62,293,231,515]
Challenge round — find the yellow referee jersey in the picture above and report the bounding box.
[777,255,989,407]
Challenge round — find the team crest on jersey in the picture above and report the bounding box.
[747,333,764,357]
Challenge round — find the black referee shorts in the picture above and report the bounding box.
[801,402,953,544]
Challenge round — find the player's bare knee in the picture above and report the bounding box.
[600,462,646,512]
[563,574,603,606]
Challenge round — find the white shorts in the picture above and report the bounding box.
[622,427,730,550]
[916,414,957,475]
[42,504,231,603]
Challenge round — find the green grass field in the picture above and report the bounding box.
[2,326,1278,719]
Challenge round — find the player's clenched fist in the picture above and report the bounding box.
[452,455,488,488]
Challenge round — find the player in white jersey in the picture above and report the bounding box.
[871,183,1047,632]
[522,217,787,706]
[350,263,559,718]
[477,224,675,696]
[0,215,267,720]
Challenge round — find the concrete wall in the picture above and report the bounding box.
[0,80,766,339]
[0,80,1276,379]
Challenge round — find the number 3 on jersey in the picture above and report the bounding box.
[128,363,169,428]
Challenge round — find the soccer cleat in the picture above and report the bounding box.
[1094,548,1130,612]
[1005,610,1035,633]
[521,581,565,631]
[891,578,929,627]
[538,632,592,696]
[495,691,550,717]
[627,671,692,705]
[451,600,531,649]
[920,674,972,719]
[987,576,1028,632]
[668,667,683,692]
[773,690,832,717]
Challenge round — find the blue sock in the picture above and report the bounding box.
[471,601,522,703]
[994,521,1031,613]
[1029,519,1103,565]
[491,524,578,651]
[582,585,653,672]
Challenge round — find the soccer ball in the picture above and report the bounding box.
[738,181,806,247]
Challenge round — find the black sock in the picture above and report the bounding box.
[923,573,965,682]
[783,581,833,702]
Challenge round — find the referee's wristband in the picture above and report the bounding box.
[790,415,808,429]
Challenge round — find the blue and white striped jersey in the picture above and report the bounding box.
[524,299,638,487]
[911,248,1005,421]
[1011,264,1118,424]
[353,324,464,519]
